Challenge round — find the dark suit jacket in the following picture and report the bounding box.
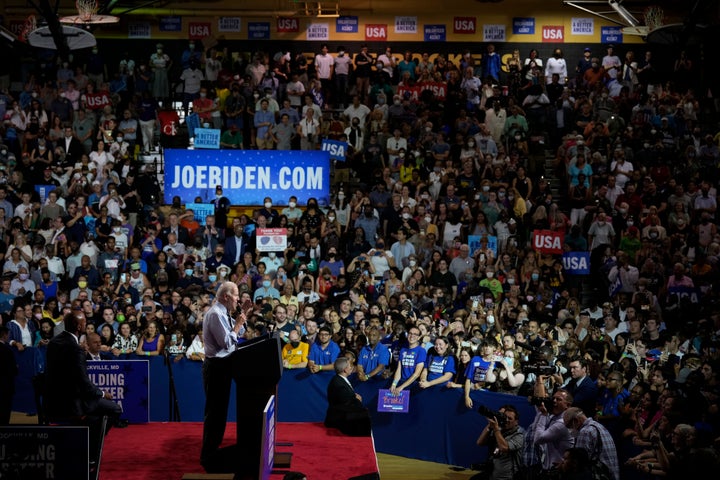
[0,340,17,393]
[45,331,103,419]
[222,234,247,267]
[160,226,190,246]
[566,376,599,418]
[324,374,371,436]
[60,137,86,165]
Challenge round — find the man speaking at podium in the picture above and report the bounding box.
[200,282,244,470]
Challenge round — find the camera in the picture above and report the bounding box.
[477,405,507,426]
[521,363,560,376]
[530,396,554,410]
[141,306,152,313]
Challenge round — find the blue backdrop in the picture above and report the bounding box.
[12,348,536,468]
[163,149,331,205]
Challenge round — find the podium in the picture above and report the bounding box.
[206,333,284,479]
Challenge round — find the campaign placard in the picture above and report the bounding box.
[483,24,506,42]
[562,251,590,275]
[218,16,241,33]
[513,17,535,35]
[321,139,347,161]
[128,22,151,39]
[336,16,358,33]
[307,23,329,41]
[87,359,150,423]
[542,25,565,42]
[601,26,623,44]
[571,17,594,35]
[277,17,299,33]
[185,112,200,137]
[193,128,221,149]
[394,16,417,34]
[159,16,182,32]
[189,22,211,39]
[184,202,215,225]
[377,389,410,413]
[532,230,563,254]
[257,228,288,252]
[468,235,498,257]
[248,22,270,40]
[164,149,330,205]
[35,184,57,203]
[453,17,477,34]
[0,426,89,479]
[424,25,446,42]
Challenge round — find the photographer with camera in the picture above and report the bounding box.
[526,379,573,477]
[472,404,524,480]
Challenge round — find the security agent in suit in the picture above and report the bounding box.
[59,125,86,165]
[45,311,122,462]
[324,356,372,436]
[200,281,246,470]
[0,325,18,425]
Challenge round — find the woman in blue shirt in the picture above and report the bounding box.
[391,325,426,395]
[419,336,456,389]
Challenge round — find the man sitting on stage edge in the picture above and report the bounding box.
[45,311,123,468]
[324,356,372,436]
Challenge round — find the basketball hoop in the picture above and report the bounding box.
[59,0,119,25]
[18,15,37,43]
[643,5,664,32]
[621,26,650,36]
[26,24,97,50]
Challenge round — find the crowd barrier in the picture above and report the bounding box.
[12,347,536,467]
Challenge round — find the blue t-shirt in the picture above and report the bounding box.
[398,345,427,383]
[426,354,457,382]
[465,356,493,385]
[358,342,391,377]
[309,340,340,366]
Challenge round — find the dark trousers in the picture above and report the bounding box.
[0,389,13,425]
[201,356,232,466]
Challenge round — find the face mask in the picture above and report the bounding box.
[78,280,87,288]
[486,272,494,278]
[421,193,429,200]
[288,201,296,208]
[507,278,515,285]
[338,193,345,200]
[263,280,271,288]
[618,208,627,214]
[377,97,385,105]
[598,221,606,226]
[209,275,217,282]
[199,92,206,98]
[531,273,539,281]
[290,341,300,348]
[35,313,43,320]
[508,195,514,201]
[409,260,417,267]
[402,213,411,220]
[627,220,634,226]
[394,100,401,106]
[482,185,490,192]
[424,216,432,223]
[254,93,260,99]
[328,216,335,222]
[468,142,475,147]
[425,127,432,133]
[264,202,272,209]
[399,152,405,158]
[498,192,505,198]
[185,269,194,276]
[268,252,276,259]
[116,137,123,143]
[487,315,495,324]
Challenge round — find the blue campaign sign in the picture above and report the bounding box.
[185,112,200,138]
[424,24,446,42]
[194,128,221,149]
[185,202,215,225]
[260,396,276,480]
[377,389,410,413]
[513,17,535,34]
[320,139,347,161]
[164,149,331,205]
[562,251,590,275]
[601,26,623,44]
[0,426,89,479]
[159,15,182,32]
[336,15,358,33]
[248,22,270,40]
[34,184,57,203]
[87,359,150,423]
[468,235,497,257]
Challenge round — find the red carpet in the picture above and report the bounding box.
[99,422,378,480]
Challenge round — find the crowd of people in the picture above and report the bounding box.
[1,38,720,478]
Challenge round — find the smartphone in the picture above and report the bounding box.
[120,273,127,283]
